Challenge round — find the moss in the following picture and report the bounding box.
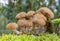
[0,33,60,41]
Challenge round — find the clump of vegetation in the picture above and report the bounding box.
[0,33,60,41]
[51,18,60,24]
[51,18,60,34]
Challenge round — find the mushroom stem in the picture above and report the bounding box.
[20,26,27,34]
[28,27,33,34]
[13,30,21,35]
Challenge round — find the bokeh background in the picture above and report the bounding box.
[0,0,60,34]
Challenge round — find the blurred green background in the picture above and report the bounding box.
[0,0,60,34]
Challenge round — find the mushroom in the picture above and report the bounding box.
[17,19,27,34]
[32,13,47,34]
[25,20,33,34]
[15,12,27,20]
[32,18,46,35]
[17,19,33,34]
[32,13,46,28]
[6,22,21,35]
[36,7,54,18]
[37,7,54,32]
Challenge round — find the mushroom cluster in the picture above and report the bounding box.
[6,7,54,35]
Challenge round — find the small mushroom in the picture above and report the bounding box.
[17,19,27,34]
[32,13,46,28]
[6,23,21,35]
[25,20,33,34]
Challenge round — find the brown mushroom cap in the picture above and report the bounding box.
[37,19,46,26]
[6,23,18,30]
[17,19,26,27]
[32,13,47,21]
[15,12,27,20]
[32,18,46,26]
[27,11,35,17]
[17,19,33,28]
[25,20,33,27]
[32,13,46,26]
[36,7,54,18]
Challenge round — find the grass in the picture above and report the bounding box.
[0,33,60,41]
